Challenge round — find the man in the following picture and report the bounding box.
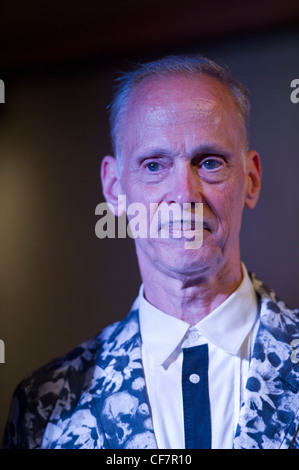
[3,54,299,449]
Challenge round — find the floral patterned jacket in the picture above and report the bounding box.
[3,274,299,449]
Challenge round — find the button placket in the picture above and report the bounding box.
[182,344,211,448]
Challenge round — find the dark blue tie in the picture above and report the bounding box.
[182,344,211,449]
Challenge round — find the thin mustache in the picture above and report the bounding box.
[159,219,210,231]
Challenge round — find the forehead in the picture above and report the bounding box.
[125,74,238,121]
[118,74,244,155]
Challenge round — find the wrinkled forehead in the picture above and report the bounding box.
[139,97,219,129]
[117,75,245,150]
[121,74,242,131]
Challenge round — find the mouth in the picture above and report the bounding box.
[160,219,211,236]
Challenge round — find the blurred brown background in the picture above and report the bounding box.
[0,0,299,445]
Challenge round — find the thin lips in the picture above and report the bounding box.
[160,220,211,232]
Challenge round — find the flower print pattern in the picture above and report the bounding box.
[233,273,299,449]
[3,274,299,449]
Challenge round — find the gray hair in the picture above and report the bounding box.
[108,54,250,165]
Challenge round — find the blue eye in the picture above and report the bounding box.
[202,159,221,170]
[146,161,161,172]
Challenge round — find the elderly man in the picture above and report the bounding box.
[3,54,299,450]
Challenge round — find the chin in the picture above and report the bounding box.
[156,248,213,277]
[137,237,222,275]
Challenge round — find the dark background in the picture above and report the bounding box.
[0,0,298,444]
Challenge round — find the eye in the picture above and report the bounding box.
[145,161,161,172]
[201,158,223,170]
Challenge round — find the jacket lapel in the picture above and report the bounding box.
[234,275,299,449]
[43,309,158,449]
[92,309,158,449]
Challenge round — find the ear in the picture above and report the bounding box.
[244,150,262,210]
[100,155,125,216]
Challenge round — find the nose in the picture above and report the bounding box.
[165,162,202,205]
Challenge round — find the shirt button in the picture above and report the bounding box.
[189,373,200,384]
[189,331,199,342]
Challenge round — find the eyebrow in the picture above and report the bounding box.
[134,144,232,162]
[191,144,232,159]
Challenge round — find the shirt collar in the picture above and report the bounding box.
[194,264,258,355]
[138,289,190,367]
[138,263,258,365]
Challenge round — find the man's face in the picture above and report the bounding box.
[116,74,256,281]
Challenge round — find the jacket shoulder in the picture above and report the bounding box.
[251,273,299,333]
[2,324,120,449]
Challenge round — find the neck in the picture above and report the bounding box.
[138,254,243,325]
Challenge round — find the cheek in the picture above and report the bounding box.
[120,179,165,230]
[122,174,166,206]
[207,176,246,227]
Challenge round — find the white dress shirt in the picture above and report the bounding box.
[137,264,260,449]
